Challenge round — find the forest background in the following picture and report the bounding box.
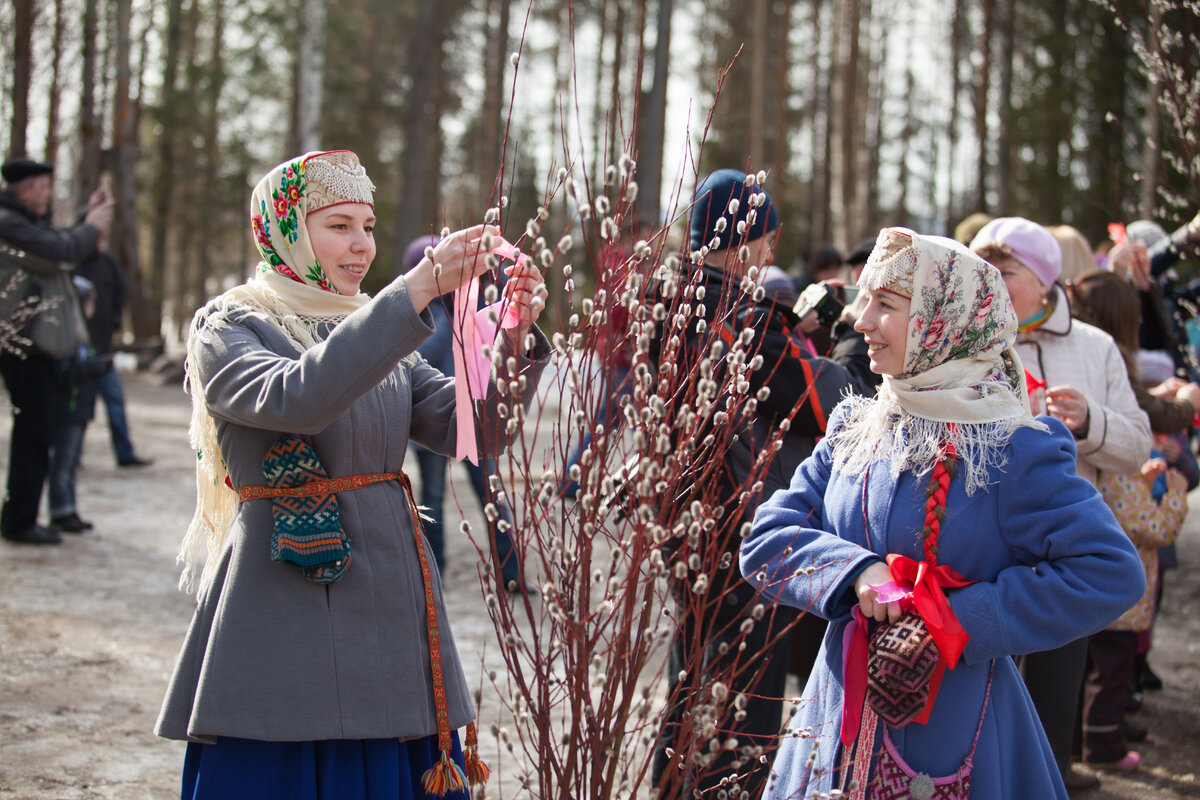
[1,0,1196,350]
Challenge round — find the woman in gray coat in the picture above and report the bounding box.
[156,150,549,799]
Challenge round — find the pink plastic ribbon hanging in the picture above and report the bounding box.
[451,237,524,464]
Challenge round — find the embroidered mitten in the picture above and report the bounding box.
[866,611,940,727]
[262,435,351,584]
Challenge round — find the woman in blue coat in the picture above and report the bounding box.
[740,228,1143,799]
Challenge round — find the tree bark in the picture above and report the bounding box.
[395,0,440,263]
[946,0,965,230]
[770,0,794,187]
[44,0,66,169]
[748,0,768,168]
[637,0,673,229]
[149,0,185,337]
[829,0,862,251]
[76,0,103,205]
[296,0,326,154]
[9,0,36,160]
[482,0,512,200]
[193,0,226,317]
[974,0,993,212]
[996,0,1015,214]
[1138,2,1162,219]
[112,0,148,340]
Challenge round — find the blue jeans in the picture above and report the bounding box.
[412,446,519,583]
[96,368,136,463]
[48,421,87,518]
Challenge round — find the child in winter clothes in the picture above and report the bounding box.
[1084,455,1188,769]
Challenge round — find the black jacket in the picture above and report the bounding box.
[75,250,125,354]
[0,191,99,271]
[648,265,867,593]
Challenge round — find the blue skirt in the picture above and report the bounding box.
[180,732,468,800]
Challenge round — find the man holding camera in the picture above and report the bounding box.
[0,157,112,544]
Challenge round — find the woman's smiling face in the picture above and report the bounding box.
[306,204,376,295]
[854,287,912,377]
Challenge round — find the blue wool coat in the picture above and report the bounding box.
[740,400,1144,799]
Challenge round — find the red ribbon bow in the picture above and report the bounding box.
[840,556,975,745]
[1024,368,1046,398]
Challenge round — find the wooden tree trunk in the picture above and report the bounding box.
[748,0,768,168]
[112,0,148,341]
[946,0,966,230]
[76,0,103,207]
[9,0,36,159]
[1138,2,1163,218]
[194,0,226,313]
[996,0,1015,214]
[296,0,326,153]
[850,0,871,245]
[149,0,185,336]
[44,0,66,169]
[866,10,886,234]
[637,0,673,229]
[974,0,993,212]
[829,0,862,251]
[395,0,439,262]
[895,68,915,228]
[808,0,831,243]
[770,0,794,188]
[481,0,512,200]
[608,0,627,172]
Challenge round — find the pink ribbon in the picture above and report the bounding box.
[451,237,524,464]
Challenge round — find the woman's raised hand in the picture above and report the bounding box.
[501,257,548,352]
[405,224,499,312]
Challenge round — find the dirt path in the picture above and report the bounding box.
[0,371,1197,798]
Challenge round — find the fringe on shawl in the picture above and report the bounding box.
[176,283,356,593]
[828,390,1047,497]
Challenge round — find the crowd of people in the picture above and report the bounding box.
[2,144,1199,800]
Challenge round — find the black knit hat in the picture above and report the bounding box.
[1,157,54,184]
[688,169,779,252]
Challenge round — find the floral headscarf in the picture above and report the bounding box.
[832,228,1043,495]
[249,150,376,295]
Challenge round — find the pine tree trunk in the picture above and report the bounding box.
[44,0,66,169]
[111,0,147,341]
[193,0,226,317]
[1138,2,1162,218]
[996,0,1015,214]
[946,0,965,230]
[296,0,326,153]
[482,0,512,201]
[830,0,861,251]
[770,0,794,187]
[974,0,993,212]
[150,0,185,334]
[748,0,768,168]
[637,0,673,229]
[396,0,439,262]
[9,0,36,159]
[76,0,102,207]
[809,0,830,243]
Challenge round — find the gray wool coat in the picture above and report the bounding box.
[156,277,549,744]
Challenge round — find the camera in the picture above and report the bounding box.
[793,282,847,327]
